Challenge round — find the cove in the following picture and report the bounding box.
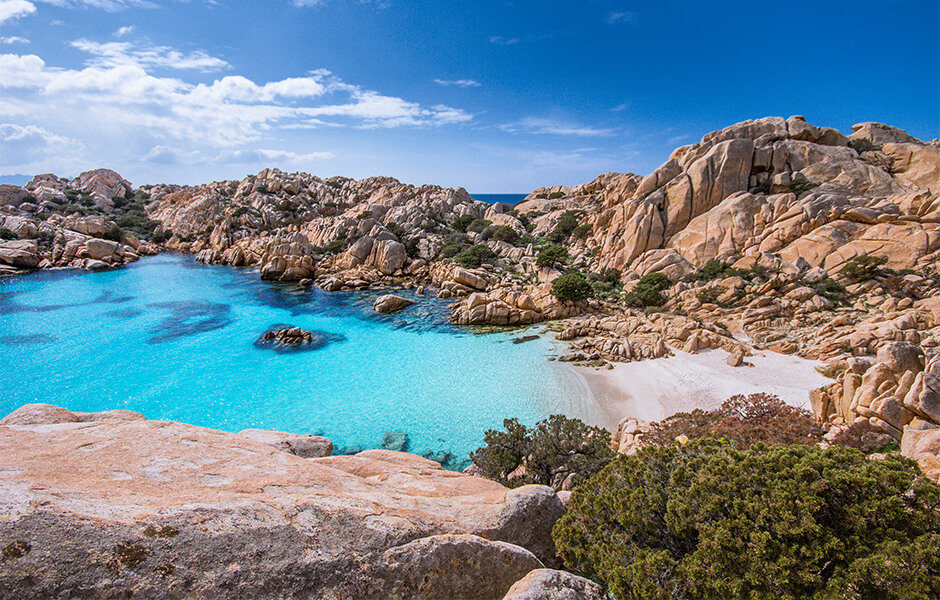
[0,254,595,468]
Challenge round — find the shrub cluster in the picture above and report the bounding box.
[547,210,583,243]
[554,440,940,600]
[624,272,671,308]
[535,245,568,269]
[470,415,615,490]
[0,227,17,240]
[551,272,593,302]
[643,393,822,450]
[453,244,496,268]
[840,255,887,280]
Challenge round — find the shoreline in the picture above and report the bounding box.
[569,347,834,430]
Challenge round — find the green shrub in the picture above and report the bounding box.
[490,225,520,244]
[403,237,420,258]
[548,191,565,199]
[536,245,568,269]
[453,244,496,268]
[695,286,722,305]
[624,272,671,308]
[470,415,615,490]
[849,138,879,154]
[150,230,172,244]
[818,277,846,298]
[840,255,887,280]
[356,210,373,220]
[785,178,820,196]
[102,226,124,243]
[551,272,593,302]
[232,206,250,217]
[547,210,581,243]
[0,227,17,240]
[439,233,470,259]
[467,218,491,233]
[571,223,592,239]
[553,439,940,600]
[386,221,407,239]
[451,214,476,232]
[324,234,348,254]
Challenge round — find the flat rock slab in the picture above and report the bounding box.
[373,294,414,313]
[0,404,564,599]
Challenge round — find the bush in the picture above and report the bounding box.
[818,277,847,298]
[324,234,348,254]
[467,218,491,233]
[554,439,940,600]
[356,210,372,220]
[451,214,476,232]
[151,230,172,244]
[830,420,897,453]
[102,225,124,243]
[490,225,519,244]
[624,272,671,308]
[644,393,822,450]
[547,210,581,243]
[0,227,17,240]
[535,245,568,269]
[695,286,722,305]
[470,415,615,490]
[551,272,593,302]
[571,223,592,239]
[548,191,565,199]
[841,255,887,280]
[453,244,496,268]
[439,233,470,259]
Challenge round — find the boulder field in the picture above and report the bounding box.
[0,404,606,599]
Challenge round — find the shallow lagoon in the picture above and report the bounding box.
[0,254,594,468]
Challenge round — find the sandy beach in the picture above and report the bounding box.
[570,348,834,430]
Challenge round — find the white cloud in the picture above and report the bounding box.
[500,117,616,137]
[0,42,471,177]
[1,35,28,43]
[489,36,518,45]
[606,11,635,24]
[114,25,134,37]
[0,122,86,174]
[70,39,231,71]
[434,78,481,88]
[35,1,153,10]
[611,101,630,112]
[0,1,36,25]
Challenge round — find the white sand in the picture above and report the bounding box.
[563,348,833,430]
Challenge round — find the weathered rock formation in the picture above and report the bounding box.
[0,404,570,599]
[373,294,414,313]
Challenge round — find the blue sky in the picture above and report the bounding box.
[0,0,937,191]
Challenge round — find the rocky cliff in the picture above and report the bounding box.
[0,404,599,599]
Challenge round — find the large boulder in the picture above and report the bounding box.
[0,239,40,269]
[373,294,414,313]
[901,425,940,481]
[0,405,566,598]
[237,428,333,458]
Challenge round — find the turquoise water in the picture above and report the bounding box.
[0,255,591,468]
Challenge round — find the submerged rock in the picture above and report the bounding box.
[381,430,410,452]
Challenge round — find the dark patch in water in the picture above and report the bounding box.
[104,308,144,319]
[253,323,346,353]
[146,301,233,343]
[93,291,134,304]
[0,288,135,314]
[0,334,56,345]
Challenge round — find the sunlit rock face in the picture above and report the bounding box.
[0,404,566,599]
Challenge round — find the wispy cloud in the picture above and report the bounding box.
[500,117,616,137]
[70,38,232,71]
[605,11,635,24]
[434,78,480,88]
[1,36,29,43]
[34,1,154,9]
[292,0,391,8]
[489,35,519,45]
[0,0,36,25]
[114,25,134,37]
[611,101,630,112]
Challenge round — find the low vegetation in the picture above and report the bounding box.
[470,415,615,490]
[551,272,593,302]
[624,272,671,308]
[553,439,940,600]
[453,243,497,268]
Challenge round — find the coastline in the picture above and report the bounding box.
[571,347,834,428]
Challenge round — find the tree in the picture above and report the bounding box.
[536,245,569,269]
[551,272,593,302]
[624,272,671,308]
[470,415,615,490]
[453,244,497,268]
[490,225,520,244]
[554,439,940,600]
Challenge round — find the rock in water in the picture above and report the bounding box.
[0,404,566,599]
[254,325,345,353]
[382,430,410,452]
[373,294,414,313]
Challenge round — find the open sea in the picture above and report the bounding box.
[0,254,596,468]
[471,194,528,206]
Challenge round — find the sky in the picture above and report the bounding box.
[0,1,937,192]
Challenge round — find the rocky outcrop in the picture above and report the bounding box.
[237,428,333,458]
[811,343,940,453]
[0,404,569,599]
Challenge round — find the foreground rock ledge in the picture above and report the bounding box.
[0,404,566,600]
